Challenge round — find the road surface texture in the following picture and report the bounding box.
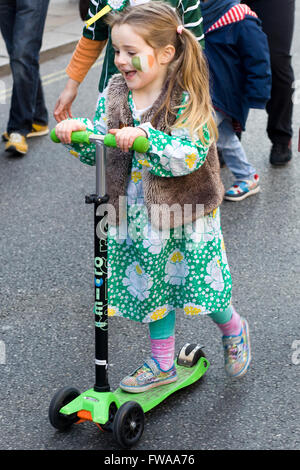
[0,6,299,451]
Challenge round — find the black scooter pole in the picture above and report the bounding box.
[50,129,149,394]
[85,139,110,392]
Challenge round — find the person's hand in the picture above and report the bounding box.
[109,127,147,152]
[53,79,80,122]
[55,119,86,144]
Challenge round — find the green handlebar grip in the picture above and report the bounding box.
[50,128,60,143]
[50,129,92,145]
[69,130,92,145]
[130,135,150,153]
[50,128,149,153]
[103,133,150,153]
[103,133,118,148]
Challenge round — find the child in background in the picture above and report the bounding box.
[55,3,251,392]
[201,0,271,201]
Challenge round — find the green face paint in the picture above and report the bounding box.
[132,54,155,72]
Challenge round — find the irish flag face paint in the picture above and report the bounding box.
[132,55,155,73]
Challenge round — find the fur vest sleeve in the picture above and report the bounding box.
[105,74,224,229]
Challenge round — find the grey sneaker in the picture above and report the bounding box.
[222,318,251,378]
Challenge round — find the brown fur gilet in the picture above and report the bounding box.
[105,74,224,229]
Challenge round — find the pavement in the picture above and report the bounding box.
[0,0,83,77]
[0,1,299,452]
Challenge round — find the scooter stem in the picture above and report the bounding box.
[87,139,110,393]
[94,138,106,197]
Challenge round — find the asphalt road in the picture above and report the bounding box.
[0,11,299,451]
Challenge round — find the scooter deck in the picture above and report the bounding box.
[59,357,209,424]
[114,357,210,413]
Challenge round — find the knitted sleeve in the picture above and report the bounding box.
[66,36,107,83]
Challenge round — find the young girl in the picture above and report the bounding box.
[55,2,251,392]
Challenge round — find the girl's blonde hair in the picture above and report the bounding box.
[106,2,217,145]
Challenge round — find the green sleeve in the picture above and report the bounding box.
[82,0,127,92]
[83,0,109,41]
[135,92,209,177]
[170,0,205,48]
[136,125,210,178]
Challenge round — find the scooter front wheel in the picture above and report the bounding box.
[49,386,80,431]
[113,401,144,448]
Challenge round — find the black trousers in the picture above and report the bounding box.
[244,0,295,145]
[0,0,49,135]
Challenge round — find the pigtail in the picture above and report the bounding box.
[167,27,218,146]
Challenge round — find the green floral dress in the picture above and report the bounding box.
[66,90,232,323]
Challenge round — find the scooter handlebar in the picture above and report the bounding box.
[50,129,150,153]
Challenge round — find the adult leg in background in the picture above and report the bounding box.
[244,0,295,165]
[0,0,49,136]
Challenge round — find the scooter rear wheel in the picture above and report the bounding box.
[177,343,206,367]
[49,386,80,431]
[113,401,144,448]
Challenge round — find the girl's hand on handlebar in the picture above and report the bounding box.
[109,127,147,152]
[55,119,86,144]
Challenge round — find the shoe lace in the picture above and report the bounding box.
[10,133,23,142]
[223,334,243,361]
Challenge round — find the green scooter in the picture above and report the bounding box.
[48,129,210,449]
